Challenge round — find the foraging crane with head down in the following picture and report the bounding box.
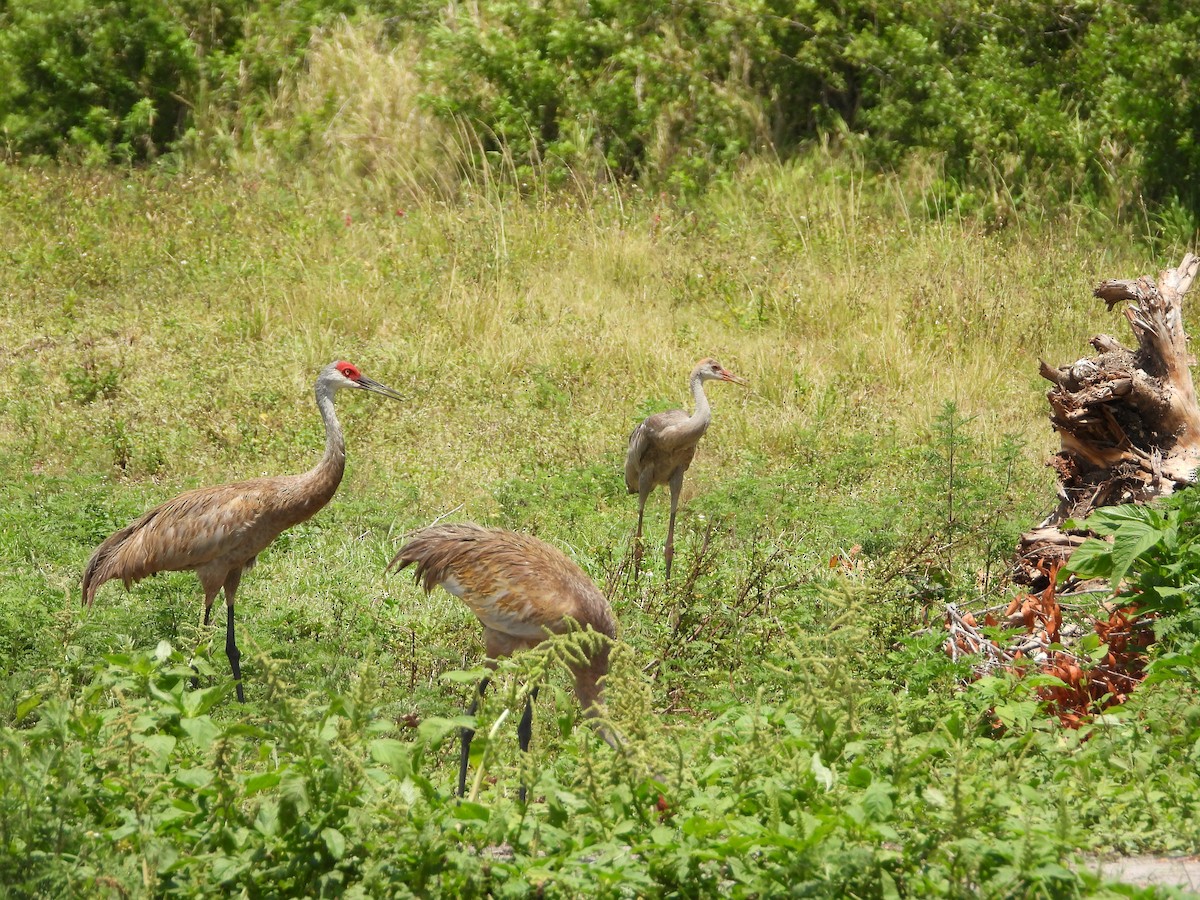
[388,523,619,801]
[625,357,746,579]
[83,360,403,702]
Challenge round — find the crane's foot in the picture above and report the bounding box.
[457,724,475,799]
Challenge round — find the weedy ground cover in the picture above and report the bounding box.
[0,157,1194,896]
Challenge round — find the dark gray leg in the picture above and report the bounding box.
[459,676,491,798]
[665,470,684,581]
[517,686,540,803]
[223,570,244,703]
[226,604,244,703]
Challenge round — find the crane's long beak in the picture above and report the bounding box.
[720,369,748,386]
[357,375,404,401]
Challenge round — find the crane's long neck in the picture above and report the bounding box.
[296,382,347,512]
[686,370,713,434]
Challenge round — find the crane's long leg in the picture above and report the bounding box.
[223,569,245,703]
[517,686,541,804]
[459,676,491,798]
[664,470,684,581]
[190,583,222,691]
[634,476,653,574]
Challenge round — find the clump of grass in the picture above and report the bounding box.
[234,18,464,205]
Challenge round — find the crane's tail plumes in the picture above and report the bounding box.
[386,522,490,593]
[82,510,163,606]
[82,522,137,605]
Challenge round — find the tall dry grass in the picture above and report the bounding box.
[233,18,466,203]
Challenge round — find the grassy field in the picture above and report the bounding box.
[0,156,1194,897]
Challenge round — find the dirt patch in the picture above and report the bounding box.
[1086,856,1200,894]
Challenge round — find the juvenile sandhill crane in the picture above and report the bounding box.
[82,360,403,702]
[388,523,619,801]
[625,357,746,580]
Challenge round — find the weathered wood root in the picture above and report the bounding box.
[1015,253,1200,592]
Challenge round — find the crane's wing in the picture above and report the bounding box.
[624,410,688,493]
[83,480,280,601]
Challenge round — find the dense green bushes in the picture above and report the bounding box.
[0,0,363,163]
[2,616,1168,897]
[0,0,196,162]
[1,0,1198,220]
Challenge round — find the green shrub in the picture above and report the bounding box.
[0,0,365,163]
[0,0,198,162]
[416,0,775,191]
[5,0,1200,223]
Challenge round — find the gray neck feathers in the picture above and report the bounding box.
[303,380,347,499]
[688,370,713,432]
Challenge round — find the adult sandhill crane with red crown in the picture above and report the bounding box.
[625,357,746,580]
[388,523,619,801]
[83,360,403,702]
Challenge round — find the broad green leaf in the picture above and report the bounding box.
[1025,672,1069,690]
[322,827,347,860]
[318,716,340,742]
[451,801,490,821]
[244,770,282,796]
[1078,632,1102,654]
[649,825,675,845]
[254,798,280,837]
[147,680,184,710]
[881,869,901,900]
[173,767,213,790]
[279,769,311,824]
[179,715,220,750]
[154,640,172,662]
[441,668,492,685]
[157,805,191,825]
[924,787,948,807]
[994,700,1039,729]
[1063,537,1115,579]
[1109,521,1165,589]
[369,738,412,775]
[1088,503,1160,535]
[135,734,177,768]
[845,764,873,788]
[860,781,894,821]
[211,854,250,884]
[183,685,228,718]
[15,693,41,722]
[418,715,474,745]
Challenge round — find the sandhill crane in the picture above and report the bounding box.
[82,360,403,702]
[625,358,746,580]
[388,523,619,801]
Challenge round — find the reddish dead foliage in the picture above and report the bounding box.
[945,562,1155,727]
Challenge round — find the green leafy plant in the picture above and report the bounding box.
[1064,489,1200,643]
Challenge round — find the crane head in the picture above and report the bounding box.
[696,358,747,386]
[323,360,404,401]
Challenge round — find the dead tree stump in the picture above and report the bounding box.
[1015,252,1200,592]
